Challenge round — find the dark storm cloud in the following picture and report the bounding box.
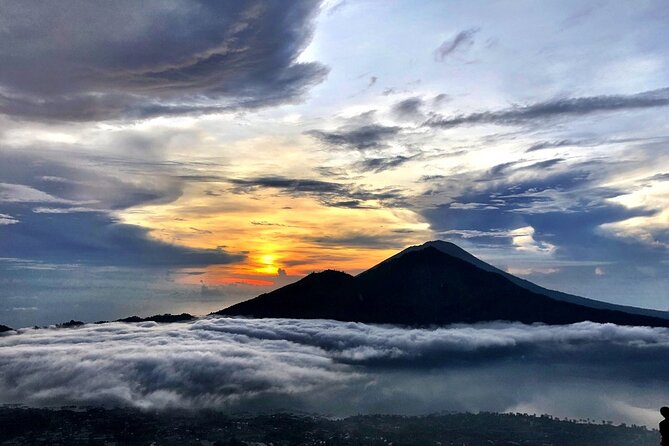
[0,1,327,121]
[0,318,667,426]
[0,151,242,266]
[306,124,401,150]
[229,175,406,208]
[434,28,479,61]
[425,87,669,128]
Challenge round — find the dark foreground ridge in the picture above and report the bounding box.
[114,313,195,324]
[217,240,669,327]
[0,406,657,446]
[57,320,85,328]
[0,314,196,332]
[0,407,659,446]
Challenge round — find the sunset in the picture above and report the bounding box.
[1,1,668,444]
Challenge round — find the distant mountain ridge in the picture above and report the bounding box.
[217,241,669,327]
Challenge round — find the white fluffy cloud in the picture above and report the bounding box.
[1,317,668,426]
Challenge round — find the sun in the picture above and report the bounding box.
[256,254,278,275]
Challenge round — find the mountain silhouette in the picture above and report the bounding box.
[216,241,669,327]
[389,241,667,319]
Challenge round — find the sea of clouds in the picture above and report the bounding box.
[1,317,668,427]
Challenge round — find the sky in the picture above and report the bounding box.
[1,0,669,327]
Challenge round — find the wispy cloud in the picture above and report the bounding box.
[229,175,406,208]
[355,155,419,173]
[0,213,19,225]
[306,124,401,151]
[425,88,669,128]
[434,28,480,61]
[526,139,579,152]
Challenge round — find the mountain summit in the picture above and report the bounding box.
[216,241,669,327]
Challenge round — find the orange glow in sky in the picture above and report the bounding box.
[121,178,431,291]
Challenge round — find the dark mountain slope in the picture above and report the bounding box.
[354,247,669,326]
[220,269,361,320]
[405,241,668,319]
[217,242,669,327]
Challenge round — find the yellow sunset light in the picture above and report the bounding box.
[255,253,279,275]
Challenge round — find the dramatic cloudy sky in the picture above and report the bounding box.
[1,0,669,327]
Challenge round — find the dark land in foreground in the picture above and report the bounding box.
[0,407,658,446]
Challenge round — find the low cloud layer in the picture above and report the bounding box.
[1,317,667,426]
[0,1,327,121]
